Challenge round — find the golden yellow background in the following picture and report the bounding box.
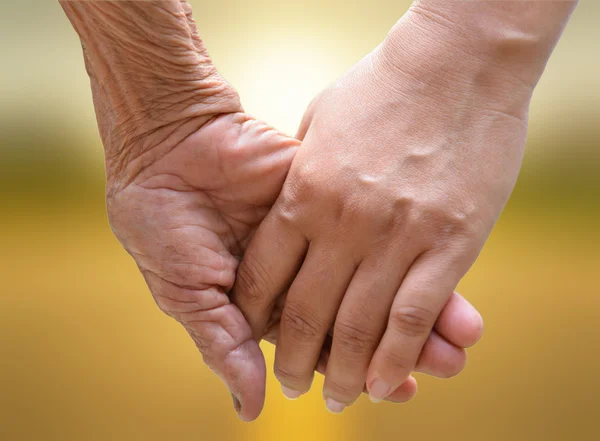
[1,1,598,440]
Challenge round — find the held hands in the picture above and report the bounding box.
[105,87,483,419]
[106,76,483,421]
[62,0,493,422]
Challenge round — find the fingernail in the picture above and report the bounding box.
[281,385,302,400]
[325,398,346,414]
[368,379,391,403]
[231,394,242,414]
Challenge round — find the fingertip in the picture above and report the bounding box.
[367,378,393,403]
[466,310,484,348]
[436,292,484,348]
[384,376,418,403]
[455,292,484,347]
[416,331,467,379]
[222,339,267,422]
[231,213,308,343]
[231,394,246,422]
[360,374,417,404]
[281,385,303,400]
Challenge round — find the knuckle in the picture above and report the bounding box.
[333,320,379,355]
[149,277,230,321]
[381,350,414,373]
[235,253,272,306]
[409,199,479,245]
[183,303,249,357]
[164,260,234,291]
[273,196,303,226]
[389,304,436,338]
[274,364,310,387]
[274,182,309,227]
[437,213,477,243]
[325,377,360,401]
[277,162,344,225]
[282,165,318,207]
[281,302,326,342]
[376,192,414,230]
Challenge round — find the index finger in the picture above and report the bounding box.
[231,209,308,340]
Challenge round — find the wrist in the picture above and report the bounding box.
[380,10,533,98]
[372,24,531,125]
[374,0,576,116]
[384,0,577,90]
[60,1,240,187]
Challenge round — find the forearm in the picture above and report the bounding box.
[378,0,577,114]
[60,1,239,184]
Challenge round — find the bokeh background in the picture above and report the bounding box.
[1,1,598,440]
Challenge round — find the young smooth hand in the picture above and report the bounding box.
[232,4,541,412]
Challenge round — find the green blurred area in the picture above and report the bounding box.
[1,1,598,441]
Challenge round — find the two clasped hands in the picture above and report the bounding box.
[61,0,576,422]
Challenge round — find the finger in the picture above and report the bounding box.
[326,292,471,406]
[366,252,463,402]
[143,271,266,422]
[324,302,466,407]
[435,292,484,348]
[316,331,467,385]
[415,330,467,379]
[275,243,357,398]
[269,297,472,385]
[322,254,411,408]
[384,376,419,403]
[314,339,418,405]
[231,210,308,340]
[317,329,468,385]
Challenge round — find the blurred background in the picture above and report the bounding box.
[1,1,598,440]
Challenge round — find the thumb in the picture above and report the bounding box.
[142,271,266,422]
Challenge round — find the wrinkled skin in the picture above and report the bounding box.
[107,111,298,420]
